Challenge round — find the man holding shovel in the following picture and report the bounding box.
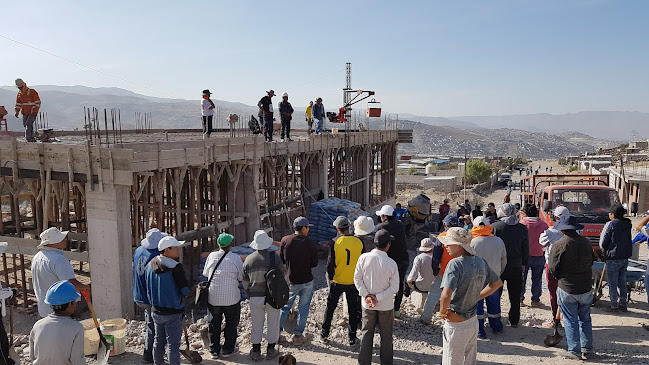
[548,214,596,360]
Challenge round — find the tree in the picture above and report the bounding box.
[465,159,492,184]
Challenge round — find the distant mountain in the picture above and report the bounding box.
[397,120,604,159]
[448,112,648,141]
[397,114,480,129]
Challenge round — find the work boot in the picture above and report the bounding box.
[266,344,280,360]
[319,329,329,343]
[530,301,543,307]
[604,306,619,313]
[349,335,358,346]
[618,305,628,313]
[291,334,307,346]
[249,348,263,362]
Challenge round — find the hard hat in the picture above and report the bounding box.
[44,280,81,305]
[282,92,288,97]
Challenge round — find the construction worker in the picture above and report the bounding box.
[321,216,363,345]
[312,98,325,135]
[201,89,215,139]
[14,78,41,142]
[31,227,89,318]
[305,101,314,135]
[146,236,189,365]
[278,93,294,141]
[258,90,275,142]
[133,227,167,363]
[29,280,85,365]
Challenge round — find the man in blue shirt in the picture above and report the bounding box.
[133,227,167,363]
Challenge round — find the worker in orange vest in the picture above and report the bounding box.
[14,78,41,142]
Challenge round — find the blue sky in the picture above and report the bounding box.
[2,0,648,116]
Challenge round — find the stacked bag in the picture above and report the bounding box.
[308,197,370,243]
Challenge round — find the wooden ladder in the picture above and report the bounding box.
[257,188,273,234]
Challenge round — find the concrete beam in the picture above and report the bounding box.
[86,185,134,319]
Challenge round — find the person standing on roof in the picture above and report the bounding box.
[201,89,215,139]
[539,205,570,328]
[258,90,275,142]
[133,227,167,363]
[600,205,633,313]
[31,228,90,318]
[470,216,507,339]
[321,216,363,345]
[305,101,314,135]
[14,78,40,142]
[520,204,549,308]
[376,205,409,319]
[279,217,318,346]
[312,98,325,135]
[278,93,294,142]
[29,280,85,365]
[146,236,190,365]
[491,203,529,328]
[354,229,399,365]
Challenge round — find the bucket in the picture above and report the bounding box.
[100,318,127,356]
[366,99,381,118]
[80,318,100,356]
[332,128,339,134]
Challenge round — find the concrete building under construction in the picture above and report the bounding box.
[0,128,405,320]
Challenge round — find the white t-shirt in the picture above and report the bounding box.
[201,99,214,116]
[202,250,243,306]
[31,248,76,317]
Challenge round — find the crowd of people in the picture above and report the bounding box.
[14,196,648,364]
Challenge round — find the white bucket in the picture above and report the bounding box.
[100,318,127,356]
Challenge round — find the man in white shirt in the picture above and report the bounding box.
[202,233,243,359]
[31,228,89,318]
[354,229,399,365]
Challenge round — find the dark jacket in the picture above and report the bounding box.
[133,246,160,305]
[258,96,273,117]
[280,233,318,284]
[600,218,633,260]
[430,235,444,276]
[146,256,190,314]
[548,232,595,295]
[278,101,294,121]
[491,220,529,269]
[377,218,409,264]
[312,103,325,119]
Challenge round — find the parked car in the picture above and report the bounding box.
[498,172,511,186]
[515,164,525,171]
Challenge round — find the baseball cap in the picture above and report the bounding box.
[443,215,459,226]
[217,233,234,248]
[158,236,185,251]
[333,216,351,229]
[374,229,394,248]
[472,216,490,227]
[554,205,569,217]
[376,205,395,217]
[293,216,313,229]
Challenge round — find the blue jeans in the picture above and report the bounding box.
[136,303,155,362]
[421,275,443,321]
[521,256,546,302]
[605,259,628,308]
[280,281,315,335]
[557,288,593,355]
[151,312,183,365]
[315,118,323,134]
[477,287,503,336]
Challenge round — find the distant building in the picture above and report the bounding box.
[629,140,649,149]
[608,166,649,214]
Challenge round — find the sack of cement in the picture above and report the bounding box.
[308,198,369,243]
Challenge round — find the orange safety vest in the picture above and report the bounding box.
[15,87,41,115]
[438,231,457,275]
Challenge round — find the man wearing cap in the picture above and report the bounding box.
[520,204,549,308]
[438,227,503,365]
[29,280,85,365]
[539,205,569,327]
[354,216,377,252]
[14,78,40,142]
[146,236,190,365]
[491,203,529,328]
[420,215,458,324]
[305,101,314,135]
[133,227,167,363]
[470,216,507,339]
[322,216,363,345]
[376,205,409,318]
[258,90,276,142]
[201,89,215,139]
[312,98,325,135]
[278,93,294,142]
[600,205,633,313]
[243,230,285,361]
[31,227,90,318]
[548,214,596,360]
[203,233,243,359]
[279,217,318,345]
[406,238,435,311]
[354,229,399,365]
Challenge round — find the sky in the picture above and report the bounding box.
[1,0,648,117]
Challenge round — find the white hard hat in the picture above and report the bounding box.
[282,92,288,97]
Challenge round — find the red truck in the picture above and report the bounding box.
[519,174,620,256]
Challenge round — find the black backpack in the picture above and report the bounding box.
[265,253,289,309]
[249,116,261,134]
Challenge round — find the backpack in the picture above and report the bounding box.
[265,253,289,309]
[249,116,261,134]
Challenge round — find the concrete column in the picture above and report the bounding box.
[363,146,371,208]
[243,164,261,242]
[320,153,329,199]
[86,185,134,319]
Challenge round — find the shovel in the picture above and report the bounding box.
[181,318,202,363]
[592,263,606,305]
[81,290,110,365]
[544,307,563,347]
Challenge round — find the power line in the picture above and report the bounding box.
[0,33,179,99]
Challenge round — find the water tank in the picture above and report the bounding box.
[425,163,435,175]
